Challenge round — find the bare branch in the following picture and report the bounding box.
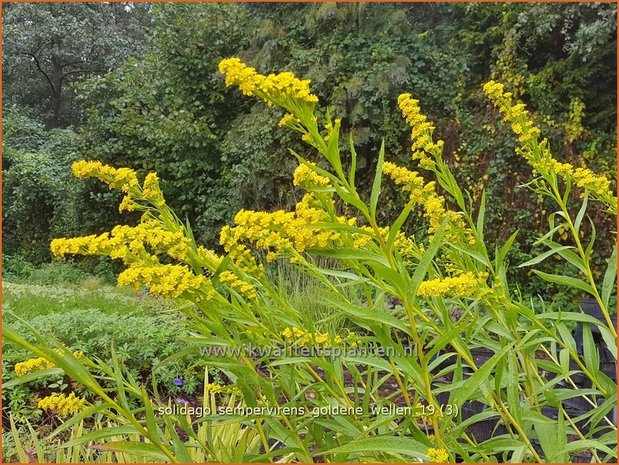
[20,51,56,93]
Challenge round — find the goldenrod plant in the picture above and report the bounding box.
[4,59,616,463]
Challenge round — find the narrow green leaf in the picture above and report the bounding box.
[497,231,518,266]
[163,416,192,463]
[506,353,521,423]
[532,270,594,294]
[452,344,511,407]
[521,410,555,425]
[535,421,562,462]
[496,230,519,277]
[574,193,588,233]
[557,322,577,353]
[448,242,489,267]
[25,421,46,463]
[538,239,588,273]
[588,395,617,431]
[369,139,385,219]
[386,198,416,254]
[599,325,617,361]
[476,189,486,239]
[326,118,343,176]
[585,216,596,260]
[564,439,616,457]
[110,344,129,411]
[2,324,106,399]
[46,403,110,440]
[3,368,64,388]
[142,386,164,447]
[601,245,616,309]
[582,323,599,381]
[61,426,142,448]
[411,220,448,297]
[479,437,531,453]
[510,445,529,463]
[537,312,604,325]
[534,222,565,246]
[10,415,29,463]
[348,133,357,187]
[322,436,426,458]
[559,349,570,373]
[449,410,499,436]
[322,297,408,333]
[517,246,574,268]
[317,247,390,266]
[88,441,171,462]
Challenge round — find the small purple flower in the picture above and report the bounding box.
[173,377,184,387]
[175,397,189,406]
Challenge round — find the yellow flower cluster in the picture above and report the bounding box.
[197,246,224,270]
[51,233,109,257]
[417,272,489,298]
[262,71,318,103]
[119,194,139,212]
[52,160,231,303]
[71,161,170,214]
[37,392,86,417]
[383,162,468,239]
[117,265,206,299]
[219,225,263,274]
[221,194,355,263]
[51,220,217,300]
[218,57,263,96]
[218,57,318,105]
[15,356,54,377]
[383,162,427,199]
[204,383,242,396]
[72,160,139,193]
[219,271,257,300]
[224,209,296,262]
[427,447,449,463]
[572,167,613,197]
[142,172,164,204]
[350,225,421,261]
[281,327,358,347]
[51,221,191,264]
[482,81,616,212]
[482,80,505,100]
[15,351,84,377]
[222,191,425,268]
[279,113,299,128]
[542,159,612,196]
[398,93,444,169]
[293,163,331,188]
[391,231,423,262]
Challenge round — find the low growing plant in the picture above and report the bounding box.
[4,59,616,463]
[3,307,208,421]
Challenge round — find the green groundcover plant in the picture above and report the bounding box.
[3,59,617,463]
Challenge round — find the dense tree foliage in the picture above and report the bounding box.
[3,3,616,300]
[2,2,152,127]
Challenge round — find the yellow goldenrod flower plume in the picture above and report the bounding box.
[218,57,318,106]
[427,447,450,463]
[417,272,489,298]
[398,93,444,169]
[37,392,87,417]
[482,80,616,213]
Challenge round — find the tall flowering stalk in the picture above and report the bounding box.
[483,81,617,337]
